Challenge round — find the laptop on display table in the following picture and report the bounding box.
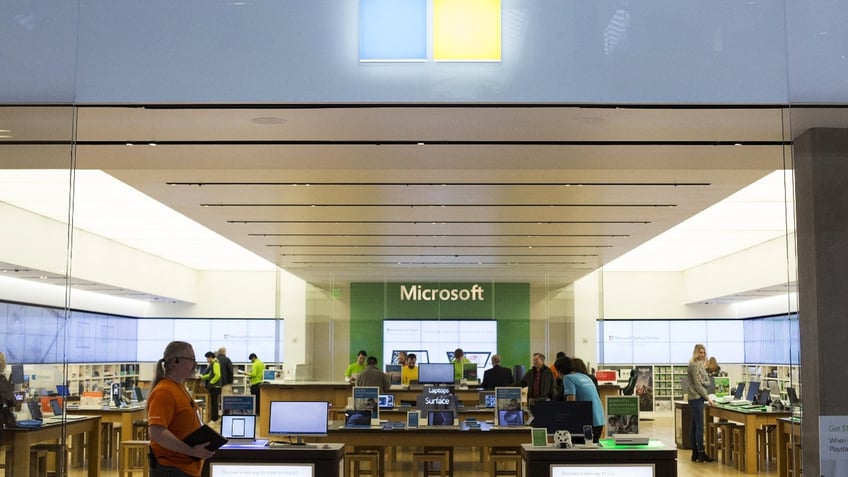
[220,415,268,447]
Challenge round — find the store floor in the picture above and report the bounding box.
[65,414,777,476]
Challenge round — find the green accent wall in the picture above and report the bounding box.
[349,282,530,368]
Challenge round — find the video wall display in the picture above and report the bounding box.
[136,318,282,362]
[0,302,136,363]
[0,301,282,364]
[743,313,800,364]
[382,319,496,371]
[598,319,745,364]
[598,314,800,365]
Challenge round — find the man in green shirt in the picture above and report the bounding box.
[246,352,265,415]
[345,350,368,383]
[200,351,222,422]
[452,348,471,382]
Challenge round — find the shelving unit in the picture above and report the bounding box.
[67,363,139,394]
[742,364,800,401]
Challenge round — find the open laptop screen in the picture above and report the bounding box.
[344,410,372,427]
[221,415,256,439]
[49,398,63,416]
[733,382,746,400]
[428,410,454,426]
[745,381,760,402]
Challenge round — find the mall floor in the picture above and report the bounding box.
[56,414,777,476]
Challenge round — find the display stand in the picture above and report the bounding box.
[520,441,677,477]
[202,443,344,477]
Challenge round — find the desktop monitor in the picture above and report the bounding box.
[428,410,454,426]
[417,363,456,385]
[530,400,594,443]
[268,401,329,444]
[263,370,276,381]
[378,394,394,409]
[745,381,760,403]
[221,415,257,439]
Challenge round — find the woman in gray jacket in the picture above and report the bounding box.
[687,343,716,462]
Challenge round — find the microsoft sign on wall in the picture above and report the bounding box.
[360,0,502,62]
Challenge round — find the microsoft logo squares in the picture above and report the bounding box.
[360,0,502,62]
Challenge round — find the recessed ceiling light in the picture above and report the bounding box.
[251,117,287,125]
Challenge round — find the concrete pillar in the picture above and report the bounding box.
[794,128,848,477]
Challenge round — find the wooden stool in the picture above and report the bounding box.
[29,446,49,477]
[346,452,379,477]
[706,421,722,462]
[731,425,746,471]
[716,421,737,464]
[118,440,150,477]
[101,422,123,465]
[757,424,776,470]
[489,446,522,477]
[413,450,450,477]
[132,419,149,440]
[351,446,384,477]
[787,440,802,477]
[30,443,67,477]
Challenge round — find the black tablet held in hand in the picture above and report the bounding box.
[183,424,228,451]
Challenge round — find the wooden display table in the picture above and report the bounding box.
[776,417,802,477]
[203,443,344,477]
[4,415,101,477]
[258,382,484,435]
[705,404,791,474]
[520,440,677,477]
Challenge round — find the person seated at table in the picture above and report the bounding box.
[401,353,419,386]
[482,354,514,389]
[344,350,368,383]
[355,356,391,392]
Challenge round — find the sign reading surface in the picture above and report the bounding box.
[360,0,501,62]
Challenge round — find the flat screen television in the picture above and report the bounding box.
[530,400,594,443]
[417,363,455,385]
[268,401,328,445]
